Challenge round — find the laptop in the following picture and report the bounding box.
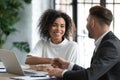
[0,49,48,76]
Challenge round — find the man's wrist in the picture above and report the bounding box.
[61,69,68,77]
[68,62,74,70]
[61,62,75,77]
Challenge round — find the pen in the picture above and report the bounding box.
[30,75,47,77]
[0,68,5,69]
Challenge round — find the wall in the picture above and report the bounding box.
[31,0,54,49]
[3,0,54,65]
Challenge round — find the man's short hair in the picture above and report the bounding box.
[89,6,113,26]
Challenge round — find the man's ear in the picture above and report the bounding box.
[90,18,95,28]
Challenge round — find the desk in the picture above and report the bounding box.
[0,77,13,80]
[0,62,16,80]
[0,62,58,80]
[0,72,58,80]
[0,73,19,80]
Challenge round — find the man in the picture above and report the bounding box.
[47,6,120,80]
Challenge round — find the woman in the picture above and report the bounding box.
[25,9,80,71]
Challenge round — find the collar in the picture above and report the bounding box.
[94,31,110,52]
[49,38,68,47]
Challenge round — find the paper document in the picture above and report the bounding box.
[11,75,57,80]
[0,67,6,73]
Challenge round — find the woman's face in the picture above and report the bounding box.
[49,17,66,43]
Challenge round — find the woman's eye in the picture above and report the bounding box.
[61,25,65,28]
[52,24,57,27]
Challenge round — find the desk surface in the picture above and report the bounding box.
[0,62,58,80]
[0,77,13,80]
[0,73,19,80]
[0,62,18,80]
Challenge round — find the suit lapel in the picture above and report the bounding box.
[91,50,96,64]
[90,31,114,64]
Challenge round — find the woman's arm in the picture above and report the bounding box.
[25,55,53,65]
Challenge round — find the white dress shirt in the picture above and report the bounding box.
[62,31,110,76]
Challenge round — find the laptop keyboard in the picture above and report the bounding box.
[24,70,36,74]
[23,70,48,76]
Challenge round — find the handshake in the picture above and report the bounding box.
[25,55,70,78]
[47,57,70,78]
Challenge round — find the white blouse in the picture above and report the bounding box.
[28,38,80,65]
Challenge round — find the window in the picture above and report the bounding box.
[106,0,120,38]
[77,0,100,67]
[54,0,120,68]
[55,0,73,18]
[54,0,98,67]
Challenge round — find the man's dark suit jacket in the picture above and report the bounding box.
[63,31,120,80]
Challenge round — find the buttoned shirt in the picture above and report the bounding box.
[62,30,110,76]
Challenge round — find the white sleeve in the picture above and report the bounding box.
[27,40,43,57]
[68,43,80,65]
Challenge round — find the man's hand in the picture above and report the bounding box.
[51,57,70,69]
[47,67,63,78]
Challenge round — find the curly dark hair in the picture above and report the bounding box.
[38,9,73,40]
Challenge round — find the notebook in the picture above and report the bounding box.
[0,49,48,76]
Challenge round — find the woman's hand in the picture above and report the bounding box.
[28,65,52,71]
